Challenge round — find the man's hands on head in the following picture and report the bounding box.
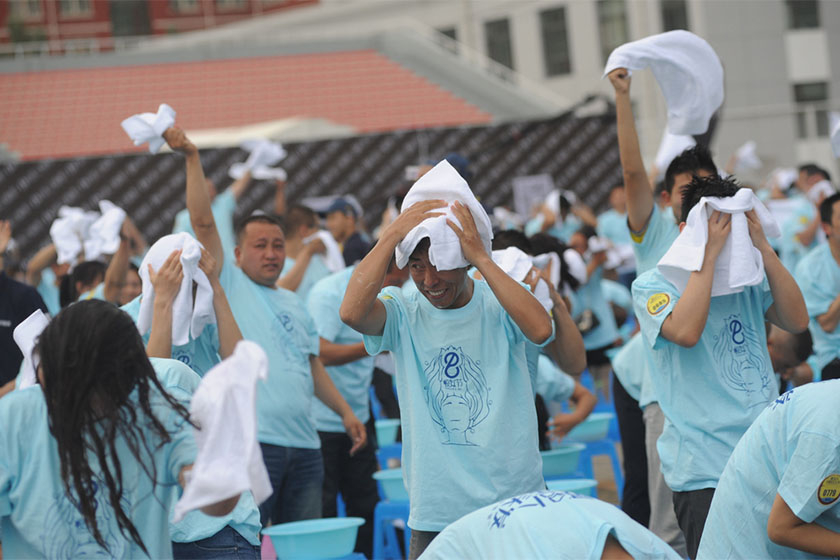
[163,127,198,157]
[705,210,732,264]
[447,201,489,267]
[380,200,446,245]
[148,250,183,305]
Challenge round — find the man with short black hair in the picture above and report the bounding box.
[325,198,370,266]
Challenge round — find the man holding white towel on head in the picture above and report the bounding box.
[631,174,808,558]
[340,161,556,559]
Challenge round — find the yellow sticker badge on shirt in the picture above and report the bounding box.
[646,293,670,316]
[817,474,840,505]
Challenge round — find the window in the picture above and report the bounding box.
[793,82,829,138]
[540,7,572,76]
[110,0,151,37]
[59,0,92,17]
[170,0,199,13]
[597,0,629,64]
[485,18,514,70]
[786,0,820,29]
[216,0,247,11]
[11,0,43,20]
[660,0,689,31]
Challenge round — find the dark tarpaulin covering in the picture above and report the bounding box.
[0,110,621,263]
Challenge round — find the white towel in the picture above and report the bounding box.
[532,252,561,289]
[657,189,780,297]
[770,167,797,191]
[304,230,345,272]
[491,247,552,312]
[120,104,176,154]
[137,233,215,347]
[808,179,836,204]
[654,131,696,177]
[396,160,493,271]
[734,141,762,173]
[604,30,724,136]
[250,166,288,181]
[172,340,272,522]
[229,139,287,180]
[49,206,100,265]
[83,200,126,262]
[13,310,50,390]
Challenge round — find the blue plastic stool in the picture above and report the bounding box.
[336,493,346,517]
[376,443,402,469]
[576,439,624,498]
[372,501,410,560]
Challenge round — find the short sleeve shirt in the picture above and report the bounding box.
[795,243,840,372]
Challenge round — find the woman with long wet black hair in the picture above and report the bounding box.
[0,300,235,558]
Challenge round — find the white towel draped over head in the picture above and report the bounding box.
[172,340,272,522]
[396,160,493,271]
[137,233,216,347]
[49,206,101,265]
[304,230,345,272]
[120,103,176,154]
[492,247,552,312]
[229,139,287,180]
[657,188,780,297]
[603,30,724,136]
[13,310,50,390]
[83,200,126,262]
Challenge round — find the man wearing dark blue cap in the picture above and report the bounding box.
[326,198,370,266]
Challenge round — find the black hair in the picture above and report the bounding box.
[529,233,580,292]
[559,195,572,214]
[799,163,832,183]
[791,329,813,364]
[575,225,597,240]
[37,300,193,555]
[68,260,106,302]
[664,146,718,193]
[680,175,741,223]
[234,213,284,244]
[492,229,533,253]
[653,180,668,200]
[820,192,840,225]
[284,205,317,237]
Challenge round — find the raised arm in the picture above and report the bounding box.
[547,381,597,442]
[276,238,325,291]
[310,355,367,455]
[660,211,730,347]
[0,220,10,272]
[273,179,287,217]
[545,282,586,375]
[198,248,242,359]
[164,128,224,269]
[103,238,131,304]
[227,169,252,200]
[449,201,553,345]
[746,210,809,333]
[319,339,369,366]
[608,69,654,232]
[25,243,57,287]
[145,250,183,359]
[340,200,446,335]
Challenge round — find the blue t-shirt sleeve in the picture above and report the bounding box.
[0,427,10,516]
[306,284,342,342]
[759,277,774,314]
[778,432,840,523]
[795,259,834,318]
[363,287,403,355]
[632,273,678,350]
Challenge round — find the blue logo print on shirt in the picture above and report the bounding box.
[713,314,773,404]
[424,346,491,446]
[487,491,578,530]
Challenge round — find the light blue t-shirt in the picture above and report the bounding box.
[632,269,777,491]
[37,268,61,316]
[577,266,619,350]
[421,490,681,560]
[550,214,583,243]
[597,209,632,247]
[173,190,237,260]
[150,358,262,546]
[698,381,840,559]
[121,296,222,377]
[795,243,840,373]
[280,254,332,302]
[77,282,106,303]
[535,354,575,404]
[779,195,819,273]
[220,262,321,449]
[364,279,551,531]
[306,266,373,433]
[0,385,196,559]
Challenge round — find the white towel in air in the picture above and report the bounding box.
[604,30,724,136]
[396,160,493,271]
[304,230,345,272]
[120,104,176,154]
[808,180,836,204]
[13,310,50,390]
[49,206,100,265]
[492,247,552,312]
[654,131,696,178]
[229,139,287,180]
[137,233,215,347]
[83,200,126,262]
[734,141,762,173]
[657,189,780,297]
[173,340,272,522]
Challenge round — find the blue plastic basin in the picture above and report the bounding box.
[372,468,409,501]
[375,419,401,447]
[566,412,614,442]
[541,443,585,478]
[263,517,364,559]
[545,478,598,497]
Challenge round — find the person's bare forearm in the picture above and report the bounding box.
[274,180,287,217]
[762,247,808,333]
[615,90,654,231]
[146,299,174,358]
[319,339,369,366]
[211,278,242,359]
[767,494,840,556]
[276,247,313,291]
[228,170,252,200]
[25,244,57,286]
[474,255,553,344]
[103,240,130,303]
[311,356,354,418]
[817,294,840,333]
[661,254,715,347]
[183,149,224,266]
[339,235,396,334]
[796,217,820,248]
[547,297,586,375]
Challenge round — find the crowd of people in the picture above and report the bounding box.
[2,29,840,560]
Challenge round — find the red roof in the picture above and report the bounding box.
[0,50,492,160]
